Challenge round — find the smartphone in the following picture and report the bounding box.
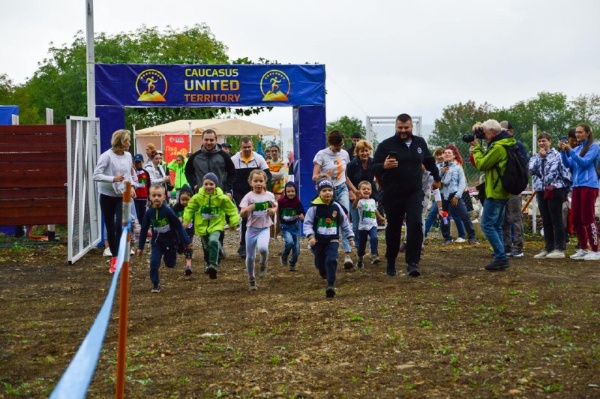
[444,161,449,167]
[388,151,398,160]
[560,136,567,143]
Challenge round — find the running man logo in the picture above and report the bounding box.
[136,69,168,102]
[260,70,290,102]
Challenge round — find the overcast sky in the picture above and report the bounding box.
[1,0,599,130]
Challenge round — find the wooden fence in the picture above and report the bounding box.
[0,125,67,225]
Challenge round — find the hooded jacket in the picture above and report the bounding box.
[183,186,240,236]
[472,131,516,200]
[303,196,354,242]
[277,181,305,225]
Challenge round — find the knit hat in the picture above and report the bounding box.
[179,184,194,197]
[203,172,219,185]
[317,178,334,192]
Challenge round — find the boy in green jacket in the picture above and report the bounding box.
[183,173,240,279]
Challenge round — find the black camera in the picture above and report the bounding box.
[462,127,485,143]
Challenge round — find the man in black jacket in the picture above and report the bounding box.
[372,113,440,277]
[185,129,236,197]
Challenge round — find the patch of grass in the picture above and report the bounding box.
[348,314,364,322]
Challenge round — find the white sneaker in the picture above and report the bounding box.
[343,255,354,270]
[570,249,588,260]
[533,250,548,259]
[545,250,565,259]
[583,251,600,261]
[454,237,467,243]
[103,247,112,257]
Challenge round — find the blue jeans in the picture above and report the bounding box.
[357,226,378,257]
[481,198,508,261]
[424,202,466,238]
[334,184,351,253]
[350,205,360,247]
[311,240,339,287]
[441,198,476,240]
[281,223,301,265]
[149,243,177,286]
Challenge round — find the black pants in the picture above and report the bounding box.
[383,190,424,268]
[537,188,568,252]
[100,194,123,257]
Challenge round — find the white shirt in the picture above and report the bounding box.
[93,150,134,197]
[313,148,350,187]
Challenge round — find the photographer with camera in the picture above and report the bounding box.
[468,120,517,271]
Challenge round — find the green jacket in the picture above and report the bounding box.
[472,135,516,200]
[183,186,240,236]
[167,158,189,190]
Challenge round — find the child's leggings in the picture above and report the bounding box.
[245,226,270,279]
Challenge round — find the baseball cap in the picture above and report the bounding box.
[133,154,144,162]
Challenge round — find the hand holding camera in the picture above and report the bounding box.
[462,124,485,145]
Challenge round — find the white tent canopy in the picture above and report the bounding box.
[136,118,280,137]
[134,118,280,156]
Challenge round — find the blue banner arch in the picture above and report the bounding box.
[95,63,326,207]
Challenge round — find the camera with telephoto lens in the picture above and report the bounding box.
[462,126,485,143]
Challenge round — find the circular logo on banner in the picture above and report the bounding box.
[136,69,168,102]
[260,70,290,102]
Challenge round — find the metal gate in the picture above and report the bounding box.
[67,117,101,263]
[366,115,422,145]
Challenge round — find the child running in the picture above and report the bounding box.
[239,169,278,290]
[137,184,192,293]
[278,181,305,271]
[352,181,386,269]
[172,184,196,276]
[304,178,355,298]
[183,173,240,279]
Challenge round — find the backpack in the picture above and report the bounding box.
[493,143,529,195]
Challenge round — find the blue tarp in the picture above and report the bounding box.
[0,105,18,125]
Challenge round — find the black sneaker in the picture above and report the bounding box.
[280,254,288,266]
[289,264,296,272]
[237,245,246,259]
[326,286,336,298]
[207,265,217,279]
[485,258,509,271]
[357,257,364,270]
[406,263,421,277]
[151,285,161,293]
[184,266,192,276]
[386,265,398,277]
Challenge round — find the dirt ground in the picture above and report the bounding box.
[1,231,600,398]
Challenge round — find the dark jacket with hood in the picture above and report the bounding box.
[277,181,305,225]
[185,144,235,195]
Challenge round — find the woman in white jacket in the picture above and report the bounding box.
[93,129,136,273]
[145,150,172,196]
